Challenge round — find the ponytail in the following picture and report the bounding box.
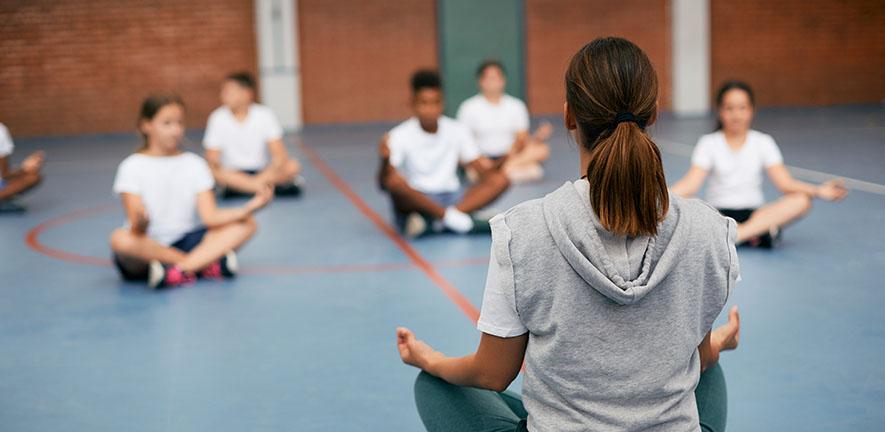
[566,37,668,237]
[585,121,668,237]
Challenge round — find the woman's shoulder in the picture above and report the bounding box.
[670,195,733,242]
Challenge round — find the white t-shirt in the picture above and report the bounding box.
[477,244,528,338]
[692,130,784,209]
[203,104,284,171]
[387,116,480,194]
[112,152,215,245]
[456,94,530,157]
[0,123,13,182]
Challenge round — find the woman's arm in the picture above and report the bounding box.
[196,185,272,228]
[397,327,528,392]
[670,165,709,198]
[767,164,848,201]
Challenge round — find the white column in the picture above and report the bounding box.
[255,0,302,131]
[672,0,710,116]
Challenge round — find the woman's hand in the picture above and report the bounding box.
[397,327,442,370]
[246,182,274,213]
[815,179,848,202]
[712,306,740,353]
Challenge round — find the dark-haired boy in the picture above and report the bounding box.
[203,72,303,198]
[378,70,510,237]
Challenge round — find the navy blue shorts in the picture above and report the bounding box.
[718,208,756,224]
[113,227,208,281]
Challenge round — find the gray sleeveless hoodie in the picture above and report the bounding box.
[489,180,739,431]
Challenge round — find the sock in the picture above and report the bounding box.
[443,207,474,234]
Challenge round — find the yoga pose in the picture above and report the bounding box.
[456,60,551,183]
[204,72,303,198]
[378,69,510,237]
[397,37,741,432]
[0,123,44,213]
[110,94,272,289]
[671,81,848,247]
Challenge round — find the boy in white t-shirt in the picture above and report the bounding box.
[671,81,847,248]
[378,70,510,237]
[203,72,303,198]
[456,60,551,183]
[0,123,45,213]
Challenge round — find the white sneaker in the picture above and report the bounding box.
[404,212,428,238]
[443,207,474,234]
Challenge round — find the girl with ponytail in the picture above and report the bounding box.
[395,37,741,432]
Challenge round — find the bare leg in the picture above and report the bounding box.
[0,171,42,200]
[379,167,446,219]
[213,158,302,194]
[213,169,266,193]
[176,217,257,272]
[736,193,812,242]
[455,168,510,214]
[502,140,550,183]
[507,141,550,167]
[260,159,301,185]
[109,228,187,265]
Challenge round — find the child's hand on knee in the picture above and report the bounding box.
[246,182,274,213]
[22,151,45,173]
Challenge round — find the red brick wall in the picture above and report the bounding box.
[525,0,672,115]
[0,0,257,137]
[711,0,885,107]
[298,0,438,124]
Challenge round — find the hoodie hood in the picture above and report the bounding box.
[541,180,684,305]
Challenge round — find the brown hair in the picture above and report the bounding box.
[136,93,184,151]
[714,80,754,131]
[565,37,668,237]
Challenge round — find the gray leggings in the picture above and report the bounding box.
[414,363,727,432]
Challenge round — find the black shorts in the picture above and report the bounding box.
[718,208,756,223]
[113,227,208,281]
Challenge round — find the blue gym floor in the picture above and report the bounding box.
[1,104,883,431]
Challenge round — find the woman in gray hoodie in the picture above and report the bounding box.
[396,37,741,432]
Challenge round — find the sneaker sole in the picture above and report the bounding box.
[223,251,239,277]
[404,213,428,238]
[147,260,165,289]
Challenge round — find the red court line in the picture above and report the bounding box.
[24,202,488,282]
[243,262,413,275]
[298,138,481,323]
[24,204,116,267]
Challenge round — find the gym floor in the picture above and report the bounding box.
[1,104,883,431]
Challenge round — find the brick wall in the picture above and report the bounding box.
[525,0,673,115]
[298,0,438,124]
[711,0,885,107]
[0,0,257,137]
[3,1,882,137]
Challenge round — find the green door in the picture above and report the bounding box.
[437,0,525,117]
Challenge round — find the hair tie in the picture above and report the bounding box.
[613,112,641,127]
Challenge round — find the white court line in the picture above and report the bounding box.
[655,138,885,197]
